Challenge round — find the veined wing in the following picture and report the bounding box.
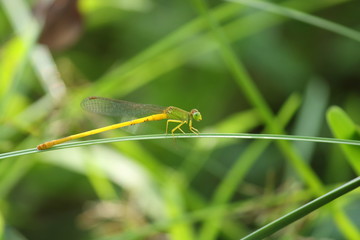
[81,96,166,118]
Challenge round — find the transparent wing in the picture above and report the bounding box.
[81,96,166,118]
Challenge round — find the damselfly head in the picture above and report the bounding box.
[191,109,202,121]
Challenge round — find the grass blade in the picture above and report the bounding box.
[241,177,360,240]
[228,0,360,43]
[2,133,360,160]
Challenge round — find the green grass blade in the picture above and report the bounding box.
[240,177,360,240]
[2,133,360,160]
[228,0,360,43]
[327,106,360,174]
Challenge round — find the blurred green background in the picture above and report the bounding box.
[1,0,360,239]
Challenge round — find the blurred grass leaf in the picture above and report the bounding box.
[228,0,360,43]
[327,106,360,174]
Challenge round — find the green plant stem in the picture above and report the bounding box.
[241,176,360,240]
[228,0,360,43]
[2,133,360,160]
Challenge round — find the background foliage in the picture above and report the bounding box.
[1,0,360,239]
